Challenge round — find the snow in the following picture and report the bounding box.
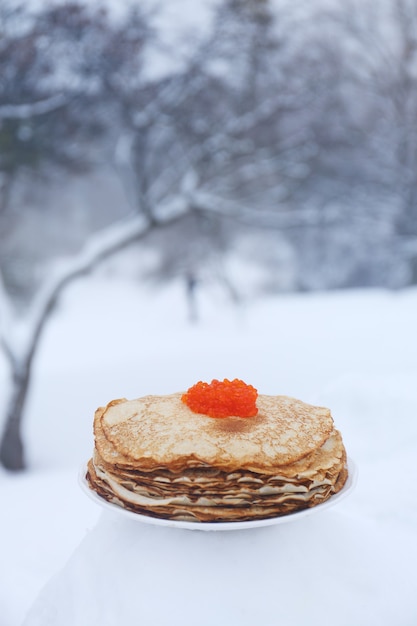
[1,276,417,625]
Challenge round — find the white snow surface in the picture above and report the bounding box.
[1,277,417,625]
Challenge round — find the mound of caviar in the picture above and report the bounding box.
[182,378,258,418]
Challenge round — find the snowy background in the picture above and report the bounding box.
[2,0,417,623]
[1,275,417,625]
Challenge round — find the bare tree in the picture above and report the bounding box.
[111,0,324,304]
[0,2,150,469]
[5,0,417,470]
[0,205,193,469]
[0,0,282,467]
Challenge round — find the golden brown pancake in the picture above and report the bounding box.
[86,392,348,522]
[97,393,334,471]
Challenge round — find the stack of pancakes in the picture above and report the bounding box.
[86,393,348,522]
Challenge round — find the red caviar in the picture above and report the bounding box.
[182,379,258,418]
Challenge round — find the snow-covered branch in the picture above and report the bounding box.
[21,198,193,361]
[0,94,67,120]
[25,215,150,358]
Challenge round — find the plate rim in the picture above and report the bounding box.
[79,457,357,532]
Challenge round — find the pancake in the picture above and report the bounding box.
[86,390,348,522]
[96,393,335,472]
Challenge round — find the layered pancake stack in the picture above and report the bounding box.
[86,388,348,523]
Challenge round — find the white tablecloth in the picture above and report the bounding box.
[22,500,416,626]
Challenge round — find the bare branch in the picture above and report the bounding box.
[190,189,322,229]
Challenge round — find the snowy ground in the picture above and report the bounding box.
[1,276,417,625]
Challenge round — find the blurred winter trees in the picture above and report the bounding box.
[3,0,417,300]
[1,0,417,468]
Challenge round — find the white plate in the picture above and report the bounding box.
[79,458,357,531]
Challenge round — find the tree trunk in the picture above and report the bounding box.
[0,367,30,470]
[185,273,199,323]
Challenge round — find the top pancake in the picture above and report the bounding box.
[96,393,335,473]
